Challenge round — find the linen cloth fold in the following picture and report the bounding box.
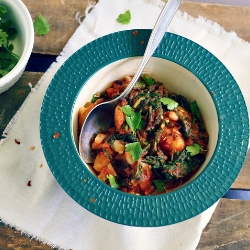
[0,0,249,249]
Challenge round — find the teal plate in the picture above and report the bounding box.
[40,30,249,227]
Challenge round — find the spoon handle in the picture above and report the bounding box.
[118,0,181,99]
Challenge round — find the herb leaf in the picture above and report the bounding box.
[186,143,203,156]
[121,105,134,116]
[0,6,7,17]
[153,179,165,192]
[160,97,178,110]
[190,101,201,121]
[106,174,120,189]
[34,15,50,36]
[190,100,205,130]
[121,105,142,132]
[125,142,142,162]
[141,74,155,86]
[0,29,7,46]
[117,10,131,24]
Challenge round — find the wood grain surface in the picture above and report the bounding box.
[21,0,250,55]
[0,0,249,249]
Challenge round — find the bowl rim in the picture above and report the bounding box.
[40,29,249,227]
[0,0,34,87]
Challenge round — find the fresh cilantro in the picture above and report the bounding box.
[186,143,203,156]
[160,97,178,110]
[121,105,134,116]
[121,105,142,133]
[125,142,142,162]
[0,6,7,17]
[0,6,19,78]
[117,10,131,24]
[34,15,50,36]
[106,174,120,189]
[141,74,155,86]
[0,29,7,46]
[153,179,165,192]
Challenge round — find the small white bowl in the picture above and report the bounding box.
[0,0,34,94]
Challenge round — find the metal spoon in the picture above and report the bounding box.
[79,0,181,163]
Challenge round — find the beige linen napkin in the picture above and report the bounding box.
[0,0,249,249]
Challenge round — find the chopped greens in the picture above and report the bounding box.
[190,100,205,130]
[125,142,142,162]
[0,5,19,78]
[34,14,50,36]
[160,97,178,110]
[186,143,204,156]
[190,101,201,121]
[141,74,155,86]
[121,105,142,133]
[117,10,131,24]
[153,179,165,192]
[106,174,120,189]
[91,91,104,103]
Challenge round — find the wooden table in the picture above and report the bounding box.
[0,0,249,249]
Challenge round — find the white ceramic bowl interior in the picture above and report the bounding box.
[0,0,34,93]
[72,57,219,185]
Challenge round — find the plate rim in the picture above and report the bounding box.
[40,29,249,227]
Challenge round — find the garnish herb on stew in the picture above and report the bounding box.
[78,74,209,195]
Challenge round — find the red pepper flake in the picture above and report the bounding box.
[30,146,35,150]
[140,40,144,45]
[27,180,32,187]
[133,30,138,36]
[90,198,95,203]
[39,164,43,168]
[14,139,20,144]
[83,178,87,183]
[52,132,60,139]
[212,91,216,95]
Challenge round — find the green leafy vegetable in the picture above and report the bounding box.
[190,100,205,130]
[186,143,203,156]
[141,74,155,86]
[190,101,201,121]
[91,91,104,103]
[160,97,178,110]
[125,142,142,162]
[117,10,131,24]
[168,94,191,113]
[0,6,19,78]
[153,179,165,192]
[106,174,120,189]
[121,105,134,116]
[34,14,50,36]
[121,105,142,133]
[0,6,7,17]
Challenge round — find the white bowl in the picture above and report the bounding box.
[72,57,218,185]
[0,0,34,94]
